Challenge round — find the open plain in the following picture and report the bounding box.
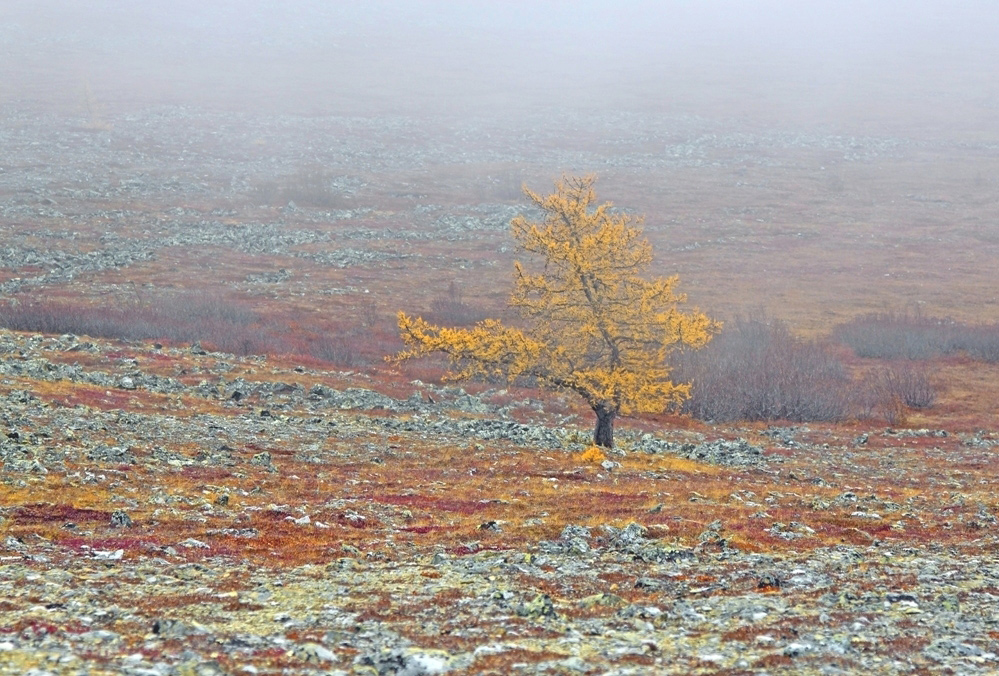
[0,100,998,675]
[3,2,999,674]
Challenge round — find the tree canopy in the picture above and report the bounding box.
[395,174,719,447]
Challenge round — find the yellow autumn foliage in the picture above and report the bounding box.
[395,174,719,447]
[578,446,608,464]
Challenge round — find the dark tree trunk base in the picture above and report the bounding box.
[593,406,616,448]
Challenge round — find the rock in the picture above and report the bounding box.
[757,572,782,589]
[783,642,814,657]
[603,522,647,546]
[290,642,337,663]
[698,529,722,543]
[450,392,490,414]
[250,451,272,467]
[553,656,591,672]
[358,647,456,676]
[78,629,121,644]
[923,638,987,662]
[560,524,591,541]
[517,593,557,619]
[152,619,201,638]
[92,548,124,560]
[110,510,133,528]
[636,437,769,466]
[87,444,136,464]
[578,592,626,609]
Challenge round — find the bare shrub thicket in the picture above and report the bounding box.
[834,310,999,362]
[0,292,291,356]
[0,290,379,365]
[309,333,369,368]
[672,316,851,422]
[425,281,489,327]
[254,165,348,209]
[855,362,936,424]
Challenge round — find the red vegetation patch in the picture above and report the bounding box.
[373,494,492,516]
[13,504,112,525]
[57,536,158,553]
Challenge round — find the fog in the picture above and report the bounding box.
[3,0,998,135]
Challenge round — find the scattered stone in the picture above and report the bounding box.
[358,647,456,676]
[517,593,557,619]
[250,452,273,467]
[289,642,337,664]
[757,572,782,589]
[110,510,133,528]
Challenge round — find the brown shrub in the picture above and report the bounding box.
[0,290,294,357]
[252,164,349,209]
[834,309,999,363]
[860,361,936,416]
[309,333,368,367]
[424,281,490,327]
[672,315,852,422]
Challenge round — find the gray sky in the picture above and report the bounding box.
[2,1,997,134]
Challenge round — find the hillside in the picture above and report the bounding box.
[2,327,999,674]
[1,101,999,673]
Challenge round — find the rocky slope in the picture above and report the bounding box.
[1,329,998,675]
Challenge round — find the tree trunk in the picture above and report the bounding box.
[593,405,616,448]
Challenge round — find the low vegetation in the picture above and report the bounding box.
[834,309,999,362]
[0,290,375,366]
[671,316,851,422]
[0,291,269,352]
[672,316,939,424]
[253,164,351,209]
[424,281,490,327]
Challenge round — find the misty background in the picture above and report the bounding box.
[3,0,998,136]
[3,0,999,338]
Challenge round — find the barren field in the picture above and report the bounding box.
[3,3,999,673]
[0,100,997,675]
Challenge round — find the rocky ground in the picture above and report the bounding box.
[4,102,999,333]
[1,329,998,675]
[2,104,999,674]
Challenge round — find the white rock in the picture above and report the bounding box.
[92,549,124,560]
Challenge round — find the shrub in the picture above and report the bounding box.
[862,361,936,410]
[309,333,368,367]
[834,309,999,362]
[961,325,999,363]
[253,165,348,209]
[424,281,489,327]
[672,316,851,422]
[577,446,607,464]
[0,291,291,356]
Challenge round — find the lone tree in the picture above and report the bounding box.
[395,175,719,448]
